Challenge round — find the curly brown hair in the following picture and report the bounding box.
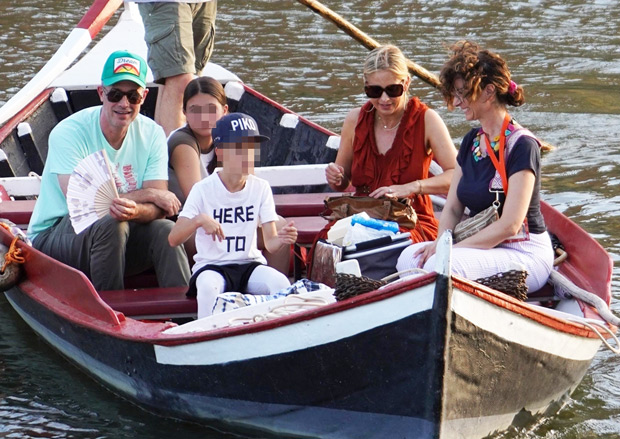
[439,40,524,110]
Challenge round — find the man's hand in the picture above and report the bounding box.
[149,189,182,217]
[110,197,139,222]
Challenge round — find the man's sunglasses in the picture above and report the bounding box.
[364,83,405,99]
[104,87,144,104]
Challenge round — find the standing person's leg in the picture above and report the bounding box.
[245,265,291,295]
[138,2,197,135]
[33,215,129,290]
[124,219,191,287]
[156,73,194,135]
[191,0,217,75]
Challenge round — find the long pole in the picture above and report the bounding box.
[295,0,440,88]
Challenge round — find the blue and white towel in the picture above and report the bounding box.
[212,279,331,314]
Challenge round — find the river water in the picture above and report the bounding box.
[0,1,619,438]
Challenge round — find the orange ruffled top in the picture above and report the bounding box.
[350,97,438,242]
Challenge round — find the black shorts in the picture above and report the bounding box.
[186,261,262,297]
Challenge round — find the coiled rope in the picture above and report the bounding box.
[0,220,27,291]
[1,235,25,274]
[227,295,331,326]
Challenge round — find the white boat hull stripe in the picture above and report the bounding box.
[154,284,436,365]
[452,287,601,361]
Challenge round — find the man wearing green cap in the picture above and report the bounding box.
[27,50,191,291]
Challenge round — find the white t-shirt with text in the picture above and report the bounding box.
[179,173,279,272]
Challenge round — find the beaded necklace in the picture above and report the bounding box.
[476,113,513,191]
[472,116,516,162]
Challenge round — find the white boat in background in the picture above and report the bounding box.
[0,1,617,438]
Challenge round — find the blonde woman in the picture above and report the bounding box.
[325,45,456,241]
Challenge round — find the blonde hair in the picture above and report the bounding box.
[363,45,410,82]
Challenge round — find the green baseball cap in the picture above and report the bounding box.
[101,50,147,88]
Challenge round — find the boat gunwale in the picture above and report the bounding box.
[11,238,613,347]
[452,275,615,340]
[238,82,336,138]
[76,0,124,39]
[0,88,54,143]
[11,244,439,344]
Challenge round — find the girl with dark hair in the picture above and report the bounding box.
[168,76,228,205]
[397,41,554,293]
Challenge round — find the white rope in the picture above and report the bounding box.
[227,295,330,326]
[548,270,620,328]
[381,267,428,283]
[564,317,620,354]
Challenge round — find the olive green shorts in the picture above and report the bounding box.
[138,1,217,83]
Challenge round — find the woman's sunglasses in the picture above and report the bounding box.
[103,87,144,104]
[364,83,405,99]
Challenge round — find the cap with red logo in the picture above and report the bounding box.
[101,50,147,88]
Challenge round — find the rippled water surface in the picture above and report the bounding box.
[0,0,619,438]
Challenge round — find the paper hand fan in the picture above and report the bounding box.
[67,150,119,234]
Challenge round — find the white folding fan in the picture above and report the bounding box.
[67,150,119,234]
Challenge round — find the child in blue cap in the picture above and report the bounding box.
[169,113,298,318]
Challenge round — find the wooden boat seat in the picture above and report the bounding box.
[0,189,330,281]
[0,199,36,227]
[286,215,329,244]
[99,286,196,319]
[273,192,329,217]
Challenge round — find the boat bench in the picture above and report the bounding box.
[99,286,196,320]
[0,199,37,228]
[0,190,330,282]
[273,192,328,217]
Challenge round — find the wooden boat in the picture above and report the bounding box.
[0,1,617,438]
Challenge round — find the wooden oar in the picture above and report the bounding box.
[294,0,554,151]
[295,0,440,89]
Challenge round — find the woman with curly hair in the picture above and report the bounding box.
[396,41,554,293]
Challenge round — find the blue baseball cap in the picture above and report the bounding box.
[212,113,269,146]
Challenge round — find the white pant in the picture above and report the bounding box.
[396,232,554,292]
[195,264,291,318]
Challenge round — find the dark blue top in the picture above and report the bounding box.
[456,127,546,234]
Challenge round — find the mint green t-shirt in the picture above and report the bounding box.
[27,106,168,240]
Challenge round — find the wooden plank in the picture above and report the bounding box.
[286,215,328,244]
[273,191,333,216]
[0,199,36,225]
[99,286,196,318]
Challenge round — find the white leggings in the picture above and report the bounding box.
[396,232,555,292]
[195,265,291,318]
